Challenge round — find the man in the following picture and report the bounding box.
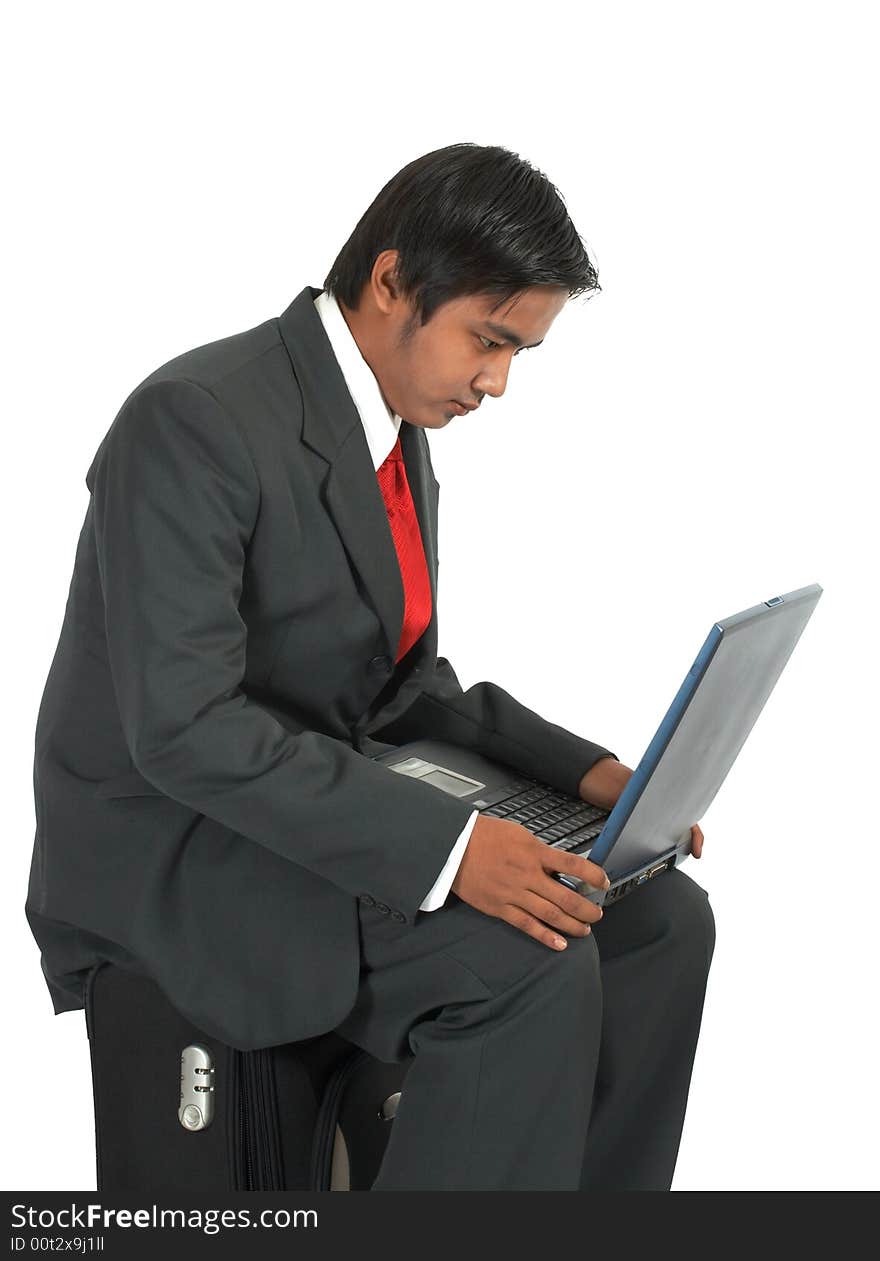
[25,142,714,1190]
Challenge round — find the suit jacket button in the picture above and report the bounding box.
[358,893,376,907]
[368,655,392,675]
[390,910,406,923]
[375,901,390,914]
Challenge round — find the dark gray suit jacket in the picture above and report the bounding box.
[25,285,616,1050]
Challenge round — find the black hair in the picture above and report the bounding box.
[322,143,600,330]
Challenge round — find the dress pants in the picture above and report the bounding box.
[334,865,716,1191]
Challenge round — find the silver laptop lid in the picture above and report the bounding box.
[591,583,823,876]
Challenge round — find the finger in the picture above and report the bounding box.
[543,847,610,890]
[535,878,605,926]
[503,907,577,951]
[691,824,703,858]
[519,890,603,939]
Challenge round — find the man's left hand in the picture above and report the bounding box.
[577,757,704,858]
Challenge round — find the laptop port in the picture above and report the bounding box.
[647,859,672,879]
[606,877,634,904]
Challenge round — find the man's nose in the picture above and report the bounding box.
[475,356,513,399]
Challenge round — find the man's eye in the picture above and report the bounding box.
[478,335,524,355]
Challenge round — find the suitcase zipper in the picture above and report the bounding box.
[236,1049,284,1190]
[254,1050,283,1190]
[236,1053,254,1190]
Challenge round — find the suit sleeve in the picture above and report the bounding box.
[373,657,619,800]
[90,377,477,926]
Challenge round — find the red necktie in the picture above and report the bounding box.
[376,434,433,663]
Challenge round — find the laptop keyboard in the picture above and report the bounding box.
[475,775,610,850]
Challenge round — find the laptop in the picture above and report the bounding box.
[371,583,823,907]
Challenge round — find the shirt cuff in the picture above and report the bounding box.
[419,809,480,911]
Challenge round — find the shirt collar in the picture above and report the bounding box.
[313,289,402,470]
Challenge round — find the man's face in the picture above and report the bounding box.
[372,283,570,429]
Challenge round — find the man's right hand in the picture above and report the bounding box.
[449,814,609,950]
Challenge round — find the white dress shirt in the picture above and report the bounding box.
[313,288,478,912]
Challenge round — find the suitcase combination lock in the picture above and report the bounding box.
[178,1043,216,1131]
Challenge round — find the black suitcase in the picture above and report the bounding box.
[84,960,412,1191]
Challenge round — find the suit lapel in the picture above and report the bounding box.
[277,287,440,730]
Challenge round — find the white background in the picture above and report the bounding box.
[3,0,877,1192]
